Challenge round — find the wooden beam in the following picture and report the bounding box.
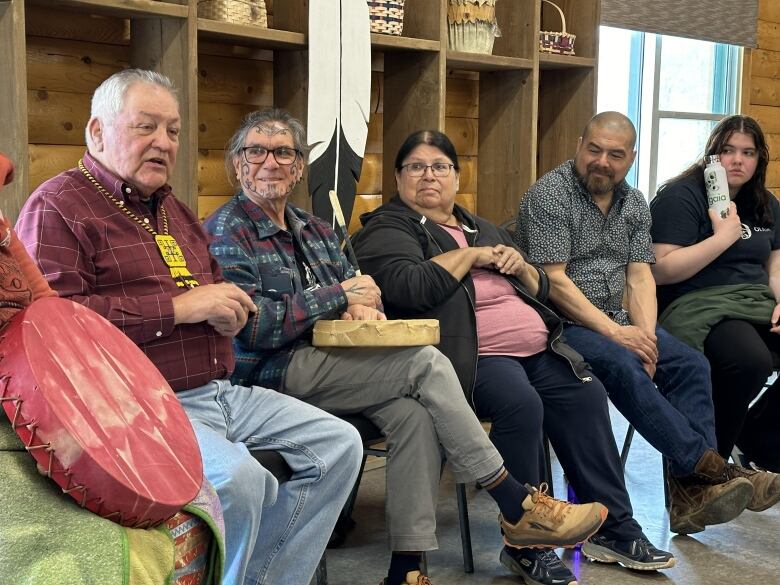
[28,0,188,19]
[758,20,780,53]
[445,117,478,156]
[478,68,536,224]
[766,133,780,160]
[767,162,780,188]
[382,50,446,201]
[750,76,780,107]
[25,5,129,44]
[746,104,780,133]
[760,1,780,24]
[27,37,128,94]
[131,13,197,210]
[27,89,90,145]
[28,144,84,193]
[0,0,28,221]
[749,48,780,79]
[197,54,273,106]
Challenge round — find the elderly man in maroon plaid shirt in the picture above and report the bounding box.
[15,68,364,585]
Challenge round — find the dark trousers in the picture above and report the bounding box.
[472,352,644,542]
[703,319,780,471]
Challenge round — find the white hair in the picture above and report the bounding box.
[85,69,178,146]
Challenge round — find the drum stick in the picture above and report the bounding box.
[329,190,362,276]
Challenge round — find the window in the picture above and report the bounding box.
[597,27,742,200]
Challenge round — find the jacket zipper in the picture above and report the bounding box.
[420,220,481,405]
[504,278,592,383]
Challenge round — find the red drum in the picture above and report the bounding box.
[0,297,202,528]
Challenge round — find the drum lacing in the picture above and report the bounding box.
[1,375,89,506]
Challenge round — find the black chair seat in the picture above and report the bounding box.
[250,449,293,484]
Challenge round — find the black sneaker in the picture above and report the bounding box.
[581,535,675,570]
[499,546,577,585]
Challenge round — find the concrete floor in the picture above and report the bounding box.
[326,407,780,585]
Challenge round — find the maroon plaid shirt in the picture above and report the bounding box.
[16,152,233,391]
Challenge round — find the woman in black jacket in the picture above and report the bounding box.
[352,130,674,582]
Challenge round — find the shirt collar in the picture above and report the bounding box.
[82,151,172,205]
[237,191,310,239]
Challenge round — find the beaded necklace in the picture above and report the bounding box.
[78,159,199,288]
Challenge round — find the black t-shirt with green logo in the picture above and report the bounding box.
[650,174,780,312]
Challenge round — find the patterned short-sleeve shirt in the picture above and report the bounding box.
[515,160,655,325]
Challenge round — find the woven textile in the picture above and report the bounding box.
[601,0,758,48]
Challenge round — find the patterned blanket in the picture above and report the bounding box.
[0,419,224,585]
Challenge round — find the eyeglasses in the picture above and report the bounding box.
[241,146,301,166]
[400,162,455,178]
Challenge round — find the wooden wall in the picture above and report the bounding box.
[23,3,480,233]
[25,8,128,194]
[743,0,780,198]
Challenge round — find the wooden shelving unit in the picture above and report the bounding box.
[1,0,600,226]
[537,0,600,182]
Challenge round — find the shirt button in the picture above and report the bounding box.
[125,187,132,194]
[155,331,162,337]
[143,218,150,224]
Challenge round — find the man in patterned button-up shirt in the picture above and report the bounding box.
[517,112,760,539]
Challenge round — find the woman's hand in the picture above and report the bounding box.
[709,202,741,245]
[493,245,527,276]
[770,302,780,333]
[471,246,500,268]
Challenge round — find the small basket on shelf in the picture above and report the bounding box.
[539,0,575,55]
[367,0,405,36]
[447,0,500,55]
[197,0,268,27]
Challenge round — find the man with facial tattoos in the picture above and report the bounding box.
[205,108,611,585]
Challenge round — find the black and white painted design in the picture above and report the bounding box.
[307,0,371,233]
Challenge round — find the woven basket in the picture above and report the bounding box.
[367,0,405,36]
[447,0,499,55]
[198,0,267,27]
[539,0,575,55]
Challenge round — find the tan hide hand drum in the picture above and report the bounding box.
[0,297,203,528]
[312,318,439,347]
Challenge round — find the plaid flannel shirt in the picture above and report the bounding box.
[16,152,232,391]
[205,193,353,389]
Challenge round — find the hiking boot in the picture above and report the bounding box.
[582,535,675,570]
[726,463,780,512]
[500,483,608,549]
[380,571,432,585]
[500,546,577,585]
[668,449,753,534]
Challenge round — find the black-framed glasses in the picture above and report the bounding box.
[400,162,455,178]
[241,146,301,166]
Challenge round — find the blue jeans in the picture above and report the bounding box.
[563,325,717,477]
[176,380,363,585]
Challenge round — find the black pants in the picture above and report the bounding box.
[472,352,643,542]
[703,319,780,471]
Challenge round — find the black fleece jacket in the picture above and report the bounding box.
[352,195,591,406]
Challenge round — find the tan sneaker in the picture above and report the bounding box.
[668,449,753,534]
[500,483,608,549]
[380,570,432,585]
[726,463,780,512]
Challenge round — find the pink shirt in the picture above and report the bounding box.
[439,223,548,357]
